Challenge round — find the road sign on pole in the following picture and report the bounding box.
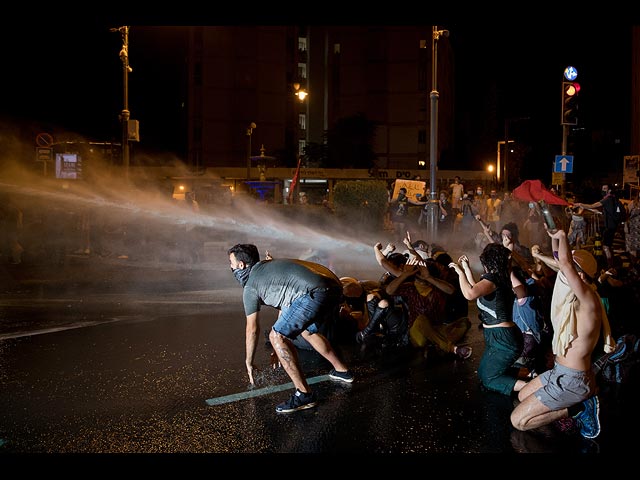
[36,132,54,147]
[554,155,573,173]
[36,147,52,162]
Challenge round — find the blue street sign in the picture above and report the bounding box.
[554,155,574,173]
[564,66,578,81]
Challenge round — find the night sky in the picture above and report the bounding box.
[447,21,632,177]
[1,15,635,178]
[1,23,188,156]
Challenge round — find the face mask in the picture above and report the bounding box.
[232,266,251,286]
[602,190,608,196]
[476,190,482,195]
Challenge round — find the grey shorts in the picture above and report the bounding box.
[534,362,596,410]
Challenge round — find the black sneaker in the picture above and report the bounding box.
[329,369,354,383]
[574,396,601,439]
[275,389,317,414]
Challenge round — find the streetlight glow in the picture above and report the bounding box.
[293,82,308,101]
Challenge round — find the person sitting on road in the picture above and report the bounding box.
[477,219,534,274]
[385,255,472,360]
[431,249,470,324]
[449,243,529,396]
[510,228,616,440]
[354,244,411,350]
[511,265,549,377]
[338,276,406,350]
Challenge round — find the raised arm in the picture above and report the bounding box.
[374,242,405,278]
[475,215,499,243]
[530,244,559,272]
[402,235,423,262]
[385,265,417,295]
[448,254,494,301]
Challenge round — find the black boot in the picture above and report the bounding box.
[383,307,408,348]
[356,304,388,344]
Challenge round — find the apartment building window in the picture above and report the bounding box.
[419,39,427,49]
[334,43,341,54]
[297,63,307,79]
[298,139,306,157]
[298,114,306,131]
[298,37,307,52]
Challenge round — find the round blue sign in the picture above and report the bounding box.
[564,66,578,81]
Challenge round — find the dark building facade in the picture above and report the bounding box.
[185,26,455,176]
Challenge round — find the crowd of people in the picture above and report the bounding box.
[5,178,640,442]
[226,181,640,446]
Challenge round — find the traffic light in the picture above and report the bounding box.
[561,81,580,125]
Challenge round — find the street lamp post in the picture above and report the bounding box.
[246,122,256,180]
[496,140,514,189]
[111,26,132,182]
[293,82,308,161]
[426,26,449,242]
[487,164,497,188]
[503,117,530,191]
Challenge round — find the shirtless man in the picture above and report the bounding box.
[510,227,615,439]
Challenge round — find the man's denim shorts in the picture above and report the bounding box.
[273,287,341,339]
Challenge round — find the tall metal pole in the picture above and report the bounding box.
[246,122,256,180]
[503,116,529,192]
[496,141,502,186]
[503,120,509,191]
[112,26,132,182]
[427,26,448,242]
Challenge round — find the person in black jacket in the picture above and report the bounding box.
[575,184,624,267]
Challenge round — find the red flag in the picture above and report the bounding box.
[288,157,302,204]
[512,179,568,205]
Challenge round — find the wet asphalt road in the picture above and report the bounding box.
[0,255,638,465]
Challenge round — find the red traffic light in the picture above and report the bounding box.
[561,81,580,125]
[564,82,581,96]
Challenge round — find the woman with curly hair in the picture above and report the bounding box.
[449,243,529,396]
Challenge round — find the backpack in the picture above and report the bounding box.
[595,334,640,384]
